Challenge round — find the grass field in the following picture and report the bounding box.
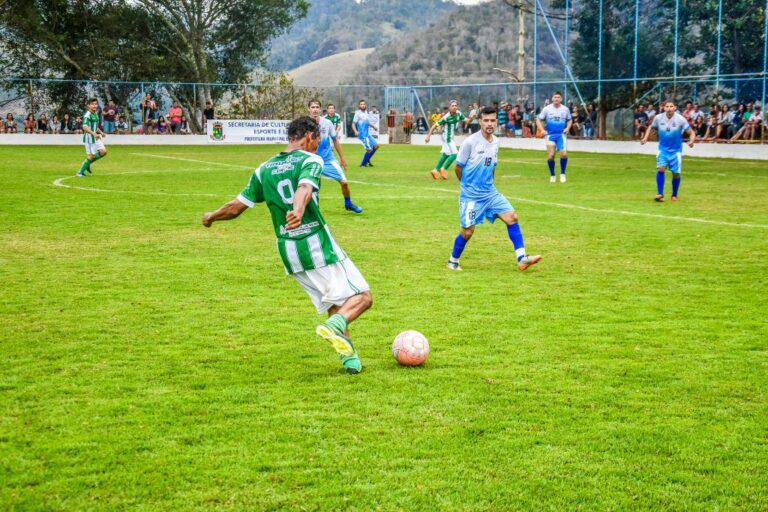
[1,143,767,510]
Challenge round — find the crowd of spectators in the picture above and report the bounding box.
[0,94,214,135]
[633,100,765,142]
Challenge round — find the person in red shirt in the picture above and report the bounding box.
[168,101,183,134]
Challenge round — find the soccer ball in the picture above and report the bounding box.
[392,330,430,366]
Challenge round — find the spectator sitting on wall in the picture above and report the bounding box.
[73,115,83,134]
[416,115,428,133]
[693,115,708,141]
[102,100,117,133]
[730,103,752,142]
[180,115,191,135]
[36,114,49,133]
[646,103,657,123]
[168,101,183,134]
[748,105,763,140]
[61,113,73,134]
[5,113,17,133]
[570,107,583,137]
[497,102,508,136]
[157,115,169,134]
[682,101,694,124]
[24,114,34,133]
[705,106,720,141]
[585,104,597,138]
[633,105,649,138]
[689,103,704,126]
[716,104,733,140]
[50,114,62,134]
[116,114,128,134]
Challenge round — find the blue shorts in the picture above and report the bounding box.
[321,160,347,182]
[459,193,514,228]
[359,135,377,151]
[546,133,567,151]
[656,151,682,173]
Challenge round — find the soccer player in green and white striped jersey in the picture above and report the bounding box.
[425,100,471,180]
[324,103,342,136]
[202,116,372,375]
[76,98,107,177]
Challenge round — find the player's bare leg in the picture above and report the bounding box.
[498,211,541,271]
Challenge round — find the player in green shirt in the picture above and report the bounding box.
[425,100,471,180]
[202,116,373,375]
[324,103,342,136]
[76,98,107,177]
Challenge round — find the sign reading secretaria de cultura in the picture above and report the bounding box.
[207,120,289,143]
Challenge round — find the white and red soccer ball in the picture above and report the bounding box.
[392,330,430,366]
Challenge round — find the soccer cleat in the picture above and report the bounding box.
[671,196,679,201]
[517,255,542,271]
[431,170,439,180]
[439,169,448,180]
[560,174,566,183]
[366,162,374,167]
[86,167,93,175]
[76,172,86,177]
[550,176,556,183]
[341,353,362,374]
[345,203,363,214]
[316,324,356,357]
[446,261,462,271]
[654,194,664,202]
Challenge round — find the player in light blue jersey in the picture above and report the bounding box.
[352,99,379,167]
[641,100,695,202]
[308,100,363,213]
[447,106,541,272]
[536,92,572,183]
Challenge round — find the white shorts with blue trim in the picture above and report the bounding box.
[321,159,347,182]
[545,133,567,151]
[459,193,515,229]
[656,151,682,173]
[359,135,377,151]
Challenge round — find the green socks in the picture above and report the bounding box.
[444,154,457,169]
[435,153,448,171]
[325,313,348,335]
[93,152,105,162]
[78,159,91,174]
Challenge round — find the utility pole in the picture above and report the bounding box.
[517,0,527,103]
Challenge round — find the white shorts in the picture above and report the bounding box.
[84,140,106,155]
[441,140,459,155]
[292,258,370,314]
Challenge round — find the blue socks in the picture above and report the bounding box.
[344,197,352,208]
[656,171,665,195]
[507,223,526,262]
[361,152,371,166]
[560,157,567,175]
[672,175,681,197]
[451,234,468,260]
[547,159,555,177]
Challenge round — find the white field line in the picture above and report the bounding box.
[52,154,768,229]
[131,152,253,170]
[52,172,221,197]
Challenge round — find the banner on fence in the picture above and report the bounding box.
[207,119,289,144]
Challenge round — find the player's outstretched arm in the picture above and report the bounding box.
[286,183,314,230]
[455,164,463,181]
[425,122,439,143]
[687,127,696,147]
[202,199,248,227]
[535,118,545,135]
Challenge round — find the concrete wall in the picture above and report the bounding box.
[2,133,767,160]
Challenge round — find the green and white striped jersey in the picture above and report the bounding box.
[438,111,467,143]
[237,150,346,274]
[82,111,100,143]
[325,114,341,128]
